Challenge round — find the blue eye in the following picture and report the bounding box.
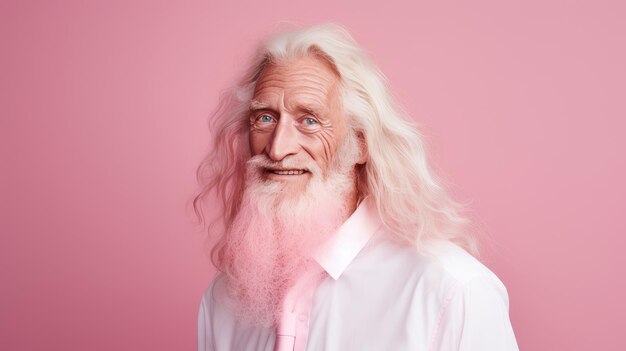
[258,115,273,123]
[303,117,318,126]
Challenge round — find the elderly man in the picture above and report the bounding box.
[194,24,518,351]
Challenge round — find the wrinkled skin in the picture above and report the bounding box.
[248,56,350,192]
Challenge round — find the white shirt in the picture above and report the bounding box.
[198,199,519,350]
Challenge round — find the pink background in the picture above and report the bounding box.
[2,0,624,350]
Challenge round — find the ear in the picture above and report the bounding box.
[356,131,368,165]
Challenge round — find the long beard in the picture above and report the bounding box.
[219,136,359,327]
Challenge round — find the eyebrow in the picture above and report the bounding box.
[299,104,327,117]
[249,100,271,112]
[249,99,327,116]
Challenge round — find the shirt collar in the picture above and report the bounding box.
[312,197,382,280]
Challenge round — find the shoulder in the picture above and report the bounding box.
[417,240,511,310]
[423,240,508,292]
[198,275,218,324]
[357,235,511,318]
[347,235,518,348]
[199,273,237,329]
[363,235,508,296]
[413,242,518,350]
[198,274,239,351]
[198,276,220,351]
[199,273,230,312]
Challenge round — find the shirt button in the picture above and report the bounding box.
[298,313,307,322]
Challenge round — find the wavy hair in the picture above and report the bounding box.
[194,23,477,265]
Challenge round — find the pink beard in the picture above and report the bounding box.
[219,154,355,327]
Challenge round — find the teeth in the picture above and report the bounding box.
[272,169,305,175]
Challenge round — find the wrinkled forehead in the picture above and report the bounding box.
[252,55,343,111]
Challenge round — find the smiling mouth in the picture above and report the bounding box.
[266,168,308,175]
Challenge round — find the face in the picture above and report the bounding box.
[248,56,349,189]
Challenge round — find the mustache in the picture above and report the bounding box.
[246,154,322,176]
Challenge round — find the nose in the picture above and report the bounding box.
[266,118,300,161]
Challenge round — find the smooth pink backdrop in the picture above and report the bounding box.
[2,1,624,350]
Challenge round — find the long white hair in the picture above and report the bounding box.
[194,23,477,266]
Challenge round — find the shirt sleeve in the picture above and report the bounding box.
[430,276,519,351]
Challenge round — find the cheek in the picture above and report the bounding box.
[249,131,269,155]
[305,130,338,167]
